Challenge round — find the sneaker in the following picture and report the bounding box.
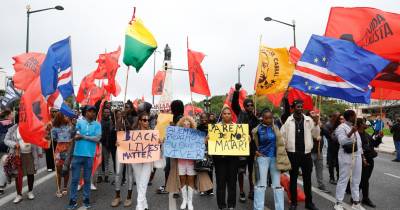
[56,191,63,198]
[83,198,91,209]
[352,203,366,210]
[173,193,180,199]
[13,195,23,204]
[77,185,82,191]
[318,186,331,193]
[305,202,319,210]
[90,183,97,191]
[27,191,35,200]
[334,203,344,210]
[392,159,400,162]
[66,200,78,210]
[0,189,4,196]
[329,179,337,185]
[156,186,168,194]
[200,192,206,196]
[96,176,103,183]
[248,191,254,200]
[239,192,246,203]
[47,169,53,172]
[362,198,376,208]
[288,204,297,210]
[148,182,152,186]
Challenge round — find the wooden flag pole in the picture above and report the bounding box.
[124,67,130,102]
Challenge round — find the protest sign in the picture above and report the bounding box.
[155,113,173,140]
[117,130,161,163]
[208,124,249,156]
[164,126,206,160]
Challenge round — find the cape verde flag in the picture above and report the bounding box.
[40,37,76,117]
[289,35,389,104]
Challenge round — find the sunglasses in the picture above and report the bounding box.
[140,119,149,122]
[246,104,254,107]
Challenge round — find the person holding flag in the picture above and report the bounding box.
[67,106,101,210]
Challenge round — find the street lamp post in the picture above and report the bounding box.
[26,5,64,53]
[238,64,245,83]
[264,17,296,47]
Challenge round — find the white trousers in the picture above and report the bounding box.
[335,152,362,202]
[132,162,152,210]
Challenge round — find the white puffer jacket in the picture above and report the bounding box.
[280,114,314,154]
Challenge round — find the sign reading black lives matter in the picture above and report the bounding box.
[117,130,161,163]
[208,124,249,156]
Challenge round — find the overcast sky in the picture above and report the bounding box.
[1,0,399,104]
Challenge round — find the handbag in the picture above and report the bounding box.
[194,155,213,172]
[342,141,358,154]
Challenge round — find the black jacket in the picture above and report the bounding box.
[390,122,400,141]
[359,131,382,161]
[100,118,117,149]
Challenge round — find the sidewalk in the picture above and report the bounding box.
[377,136,396,155]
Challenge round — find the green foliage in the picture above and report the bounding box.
[319,99,350,117]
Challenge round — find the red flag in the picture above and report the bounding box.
[18,77,50,149]
[371,86,400,100]
[289,47,302,64]
[184,105,203,116]
[188,49,211,96]
[288,88,313,111]
[266,92,285,108]
[102,47,121,96]
[224,87,247,123]
[152,70,166,95]
[76,73,96,103]
[12,53,46,90]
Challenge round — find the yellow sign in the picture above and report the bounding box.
[155,113,173,140]
[255,46,294,95]
[208,124,249,156]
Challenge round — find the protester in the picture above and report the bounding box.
[323,112,340,185]
[358,118,382,208]
[213,107,239,210]
[209,113,217,124]
[389,117,400,162]
[4,113,43,204]
[111,108,134,207]
[98,107,117,184]
[252,109,291,210]
[372,116,384,137]
[231,83,258,202]
[197,112,214,196]
[280,100,319,210]
[310,112,330,193]
[45,108,59,172]
[334,110,365,210]
[124,100,138,129]
[51,112,75,198]
[0,110,14,195]
[67,105,101,209]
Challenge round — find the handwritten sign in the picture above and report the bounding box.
[155,113,173,140]
[164,126,206,160]
[208,124,249,156]
[117,130,161,163]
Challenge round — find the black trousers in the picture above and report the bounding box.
[360,159,374,200]
[45,141,57,170]
[214,156,239,209]
[288,152,313,205]
[327,147,339,180]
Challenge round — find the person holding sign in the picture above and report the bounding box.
[127,112,159,210]
[212,107,240,210]
[252,109,291,210]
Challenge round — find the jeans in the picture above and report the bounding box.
[394,140,400,160]
[311,153,325,188]
[287,152,313,205]
[132,163,152,210]
[100,146,116,177]
[253,157,284,210]
[214,156,239,209]
[69,156,93,202]
[0,153,6,187]
[115,157,133,191]
[335,152,362,202]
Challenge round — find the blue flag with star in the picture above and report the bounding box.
[289,34,389,104]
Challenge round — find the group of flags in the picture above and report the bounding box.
[254,7,400,107]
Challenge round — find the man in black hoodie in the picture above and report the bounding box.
[231,83,259,202]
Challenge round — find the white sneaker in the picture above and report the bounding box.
[334,203,344,210]
[27,191,35,200]
[90,183,97,190]
[352,203,366,210]
[13,195,23,203]
[77,185,82,191]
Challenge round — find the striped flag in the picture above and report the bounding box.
[0,79,21,109]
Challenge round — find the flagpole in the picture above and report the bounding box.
[124,67,129,103]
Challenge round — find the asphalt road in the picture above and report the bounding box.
[0,151,399,210]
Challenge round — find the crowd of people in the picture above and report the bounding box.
[0,83,398,210]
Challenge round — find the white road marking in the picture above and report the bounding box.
[4,167,47,190]
[384,173,400,179]
[0,172,55,207]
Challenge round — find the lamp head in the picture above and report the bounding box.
[264,17,272,21]
[55,5,64,10]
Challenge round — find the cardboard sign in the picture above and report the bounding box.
[164,126,206,160]
[117,130,161,163]
[155,113,173,140]
[208,124,249,156]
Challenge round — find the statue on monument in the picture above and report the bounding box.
[164,44,171,61]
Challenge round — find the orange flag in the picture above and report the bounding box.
[152,70,166,95]
[12,53,46,90]
[188,49,210,96]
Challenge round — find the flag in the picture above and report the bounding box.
[371,86,400,100]
[289,35,389,104]
[254,46,294,95]
[18,78,50,149]
[76,72,96,103]
[266,93,284,108]
[287,88,313,111]
[188,49,210,96]
[224,87,247,123]
[325,7,400,62]
[289,47,302,64]
[152,70,166,95]
[184,104,203,116]
[40,37,75,117]
[0,79,21,109]
[102,47,121,96]
[12,52,46,91]
[123,18,157,71]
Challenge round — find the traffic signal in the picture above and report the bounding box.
[164,62,168,71]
